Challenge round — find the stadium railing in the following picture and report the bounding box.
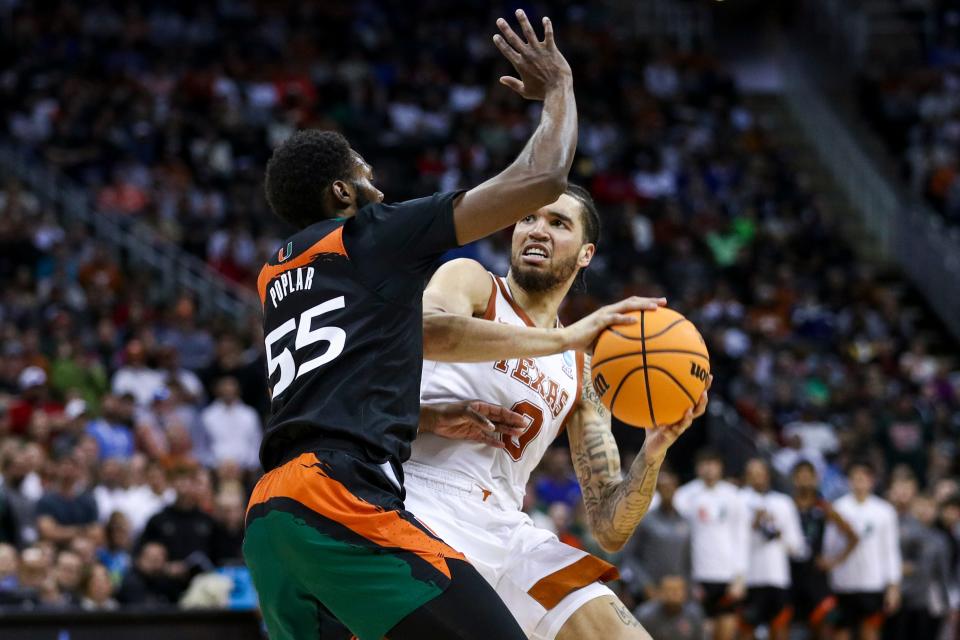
[0,142,261,325]
[781,54,960,340]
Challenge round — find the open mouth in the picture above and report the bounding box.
[520,244,549,265]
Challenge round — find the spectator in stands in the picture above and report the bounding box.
[139,466,216,578]
[0,543,18,592]
[35,449,99,546]
[110,340,163,407]
[621,467,691,603]
[85,394,135,461]
[0,445,39,546]
[121,460,173,537]
[674,449,749,640]
[8,366,62,435]
[201,377,261,472]
[97,511,132,586]
[53,550,84,605]
[534,447,582,510]
[116,542,180,607]
[634,575,704,640]
[81,564,118,611]
[826,461,902,640]
[211,491,245,566]
[156,298,215,372]
[0,478,23,547]
[200,333,268,415]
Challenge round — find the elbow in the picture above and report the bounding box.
[595,531,628,554]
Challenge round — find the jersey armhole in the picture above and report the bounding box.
[480,271,498,320]
[557,350,585,436]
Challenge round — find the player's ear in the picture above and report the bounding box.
[578,243,595,268]
[331,180,354,206]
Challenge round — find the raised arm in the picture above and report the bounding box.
[452,11,577,245]
[566,356,708,552]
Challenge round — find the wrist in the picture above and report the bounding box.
[419,406,437,434]
[640,443,666,466]
[545,75,573,96]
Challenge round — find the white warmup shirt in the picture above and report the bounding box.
[741,488,806,588]
[825,493,902,593]
[674,479,750,584]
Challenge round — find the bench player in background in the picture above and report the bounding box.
[406,184,710,640]
[790,460,859,640]
[739,458,806,640]
[823,461,901,640]
[673,450,751,640]
[244,11,580,640]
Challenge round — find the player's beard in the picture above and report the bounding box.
[510,252,579,293]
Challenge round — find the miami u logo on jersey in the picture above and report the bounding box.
[278,241,294,263]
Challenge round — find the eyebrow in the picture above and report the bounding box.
[547,211,574,223]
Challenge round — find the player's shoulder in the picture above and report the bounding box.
[434,257,491,279]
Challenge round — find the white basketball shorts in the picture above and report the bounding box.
[403,461,618,640]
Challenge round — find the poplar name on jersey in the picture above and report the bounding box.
[268,267,316,308]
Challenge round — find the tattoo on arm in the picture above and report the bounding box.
[570,356,663,550]
[609,601,643,628]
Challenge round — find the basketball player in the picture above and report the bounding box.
[739,458,806,640]
[245,12,584,640]
[790,460,859,640]
[405,184,710,640]
[673,450,750,640]
[823,461,902,640]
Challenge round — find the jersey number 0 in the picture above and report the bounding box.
[265,296,346,399]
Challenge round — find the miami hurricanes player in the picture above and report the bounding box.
[405,184,710,640]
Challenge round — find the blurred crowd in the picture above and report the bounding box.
[1,0,959,637]
[857,0,960,225]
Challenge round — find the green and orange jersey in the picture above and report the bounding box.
[256,192,462,472]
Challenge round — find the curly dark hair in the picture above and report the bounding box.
[264,130,355,228]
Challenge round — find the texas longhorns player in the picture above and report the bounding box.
[406,184,710,640]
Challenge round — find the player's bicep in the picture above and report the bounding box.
[422,259,493,317]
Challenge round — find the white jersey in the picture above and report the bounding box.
[410,274,583,511]
[741,488,806,588]
[674,479,750,583]
[826,493,902,593]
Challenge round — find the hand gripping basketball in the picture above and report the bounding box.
[590,308,710,428]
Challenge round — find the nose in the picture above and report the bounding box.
[528,217,550,238]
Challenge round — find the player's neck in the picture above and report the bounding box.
[504,273,568,329]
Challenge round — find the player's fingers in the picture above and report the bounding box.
[480,433,506,449]
[491,422,525,437]
[705,374,713,391]
[542,16,554,46]
[471,400,526,426]
[496,17,527,52]
[608,313,639,326]
[515,9,539,45]
[693,391,708,417]
[492,34,521,65]
[499,76,525,94]
[464,405,496,431]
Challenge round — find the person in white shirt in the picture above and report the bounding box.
[823,461,902,640]
[200,377,262,471]
[674,449,750,640]
[740,458,806,640]
[110,340,164,407]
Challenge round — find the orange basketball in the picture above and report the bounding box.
[591,308,710,428]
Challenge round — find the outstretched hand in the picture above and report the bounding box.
[493,10,572,100]
[562,296,667,353]
[641,375,712,463]
[420,400,527,449]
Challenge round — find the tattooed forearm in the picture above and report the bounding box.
[569,356,663,551]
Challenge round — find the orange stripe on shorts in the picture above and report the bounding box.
[527,555,620,609]
[247,452,465,578]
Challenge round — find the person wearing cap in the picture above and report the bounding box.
[7,366,62,435]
